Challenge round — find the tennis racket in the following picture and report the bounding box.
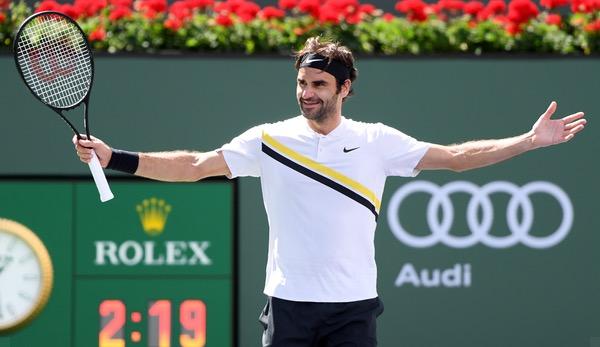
[13,11,113,202]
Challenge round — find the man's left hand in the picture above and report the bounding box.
[531,101,587,148]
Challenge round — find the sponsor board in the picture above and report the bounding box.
[386,180,573,289]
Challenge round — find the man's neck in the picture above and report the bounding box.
[306,113,342,135]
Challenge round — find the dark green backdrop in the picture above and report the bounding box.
[0,54,598,346]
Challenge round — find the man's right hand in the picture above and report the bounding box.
[72,135,112,168]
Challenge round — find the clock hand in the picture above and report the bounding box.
[0,256,12,275]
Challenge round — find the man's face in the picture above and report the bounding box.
[296,67,341,122]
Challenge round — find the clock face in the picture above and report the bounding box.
[0,219,53,332]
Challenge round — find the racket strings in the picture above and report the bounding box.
[18,26,90,107]
[20,18,91,106]
[16,15,92,109]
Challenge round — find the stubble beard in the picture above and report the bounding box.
[299,97,337,124]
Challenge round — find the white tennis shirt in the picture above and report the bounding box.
[220,116,429,302]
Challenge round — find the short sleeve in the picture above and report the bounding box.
[218,125,263,178]
[376,123,430,177]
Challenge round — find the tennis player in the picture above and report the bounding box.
[74,37,586,346]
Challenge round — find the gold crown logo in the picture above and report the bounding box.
[136,197,172,236]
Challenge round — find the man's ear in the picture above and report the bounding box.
[342,79,351,97]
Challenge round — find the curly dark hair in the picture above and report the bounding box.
[294,36,358,101]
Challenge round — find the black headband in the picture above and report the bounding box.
[299,53,351,83]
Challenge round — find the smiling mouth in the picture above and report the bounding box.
[302,100,321,107]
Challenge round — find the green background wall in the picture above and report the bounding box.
[0,54,598,346]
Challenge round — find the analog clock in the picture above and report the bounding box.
[0,218,53,333]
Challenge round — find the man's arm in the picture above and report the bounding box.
[416,101,587,172]
[135,150,230,181]
[74,137,231,182]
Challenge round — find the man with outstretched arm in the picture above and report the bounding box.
[74,37,586,347]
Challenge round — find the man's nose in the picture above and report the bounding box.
[302,87,315,99]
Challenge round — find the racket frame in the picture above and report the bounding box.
[13,11,113,202]
[13,11,95,141]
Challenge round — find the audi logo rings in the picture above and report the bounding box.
[386,181,573,249]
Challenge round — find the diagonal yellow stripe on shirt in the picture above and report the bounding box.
[262,132,381,212]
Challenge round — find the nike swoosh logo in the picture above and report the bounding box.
[303,57,325,64]
[343,147,360,153]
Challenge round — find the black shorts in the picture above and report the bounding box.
[258,296,384,347]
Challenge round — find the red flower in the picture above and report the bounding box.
[382,12,395,21]
[464,1,484,16]
[89,26,106,41]
[215,13,233,25]
[545,13,561,25]
[278,0,297,9]
[74,0,108,17]
[237,1,260,21]
[360,3,376,14]
[319,4,340,23]
[487,0,506,13]
[540,0,568,9]
[164,16,183,30]
[436,0,464,12]
[169,0,192,20]
[214,1,230,13]
[492,14,508,24]
[145,9,159,18]
[505,21,520,34]
[238,12,253,21]
[429,2,443,14]
[136,0,168,17]
[109,6,132,20]
[585,18,600,31]
[571,0,600,12]
[346,12,362,23]
[225,0,244,12]
[110,0,132,7]
[0,0,8,10]
[298,0,320,17]
[260,6,285,20]
[477,0,505,20]
[147,0,168,12]
[58,4,83,19]
[507,0,538,25]
[185,0,213,10]
[0,12,5,23]
[327,0,359,15]
[35,0,61,12]
[395,0,427,21]
[319,0,370,23]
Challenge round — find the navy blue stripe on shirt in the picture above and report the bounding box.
[261,143,378,221]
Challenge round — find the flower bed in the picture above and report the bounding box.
[1,0,599,54]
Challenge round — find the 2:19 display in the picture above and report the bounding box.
[99,299,206,347]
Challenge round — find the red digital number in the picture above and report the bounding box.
[99,300,126,347]
[149,300,172,347]
[179,300,207,347]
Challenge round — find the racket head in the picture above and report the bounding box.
[13,11,94,111]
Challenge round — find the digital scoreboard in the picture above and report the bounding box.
[0,178,236,347]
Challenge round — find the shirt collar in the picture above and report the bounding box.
[301,116,347,139]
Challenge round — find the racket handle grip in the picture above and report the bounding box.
[88,150,114,202]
